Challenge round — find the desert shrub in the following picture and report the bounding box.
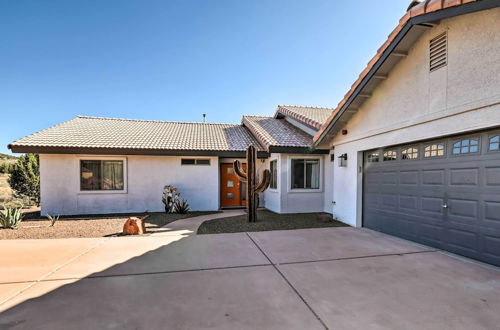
[8,154,40,206]
[0,163,13,174]
[0,205,24,229]
[174,199,190,214]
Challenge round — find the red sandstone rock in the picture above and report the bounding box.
[123,217,145,235]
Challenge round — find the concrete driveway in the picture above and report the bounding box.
[1,227,499,330]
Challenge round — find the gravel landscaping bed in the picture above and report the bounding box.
[197,209,348,234]
[0,211,219,239]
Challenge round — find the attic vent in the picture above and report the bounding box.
[429,32,447,72]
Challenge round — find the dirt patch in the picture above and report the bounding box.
[197,209,348,234]
[0,211,219,240]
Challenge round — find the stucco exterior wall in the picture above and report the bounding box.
[262,153,326,214]
[40,154,219,216]
[328,8,500,226]
[262,154,281,213]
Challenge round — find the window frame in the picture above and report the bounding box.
[488,134,500,152]
[451,137,480,156]
[269,159,278,190]
[366,151,380,163]
[423,142,446,159]
[181,158,211,166]
[288,157,321,192]
[401,146,420,160]
[78,156,127,194]
[383,150,397,162]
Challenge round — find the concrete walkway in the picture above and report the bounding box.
[1,224,499,329]
[151,209,245,236]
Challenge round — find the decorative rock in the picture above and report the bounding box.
[123,217,146,235]
[316,213,333,223]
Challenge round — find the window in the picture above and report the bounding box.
[430,32,447,72]
[424,143,444,158]
[367,152,379,163]
[402,147,419,160]
[489,136,500,151]
[80,160,124,191]
[291,159,320,189]
[383,150,397,161]
[452,138,479,154]
[269,160,277,189]
[181,159,210,165]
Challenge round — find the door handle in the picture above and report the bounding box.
[442,203,448,209]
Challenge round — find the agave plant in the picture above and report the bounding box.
[47,214,60,227]
[0,205,24,229]
[174,199,190,214]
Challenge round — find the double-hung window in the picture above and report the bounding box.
[291,159,320,189]
[80,160,124,191]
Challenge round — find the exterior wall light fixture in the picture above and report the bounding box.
[338,153,348,167]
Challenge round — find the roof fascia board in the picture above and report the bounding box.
[313,0,500,146]
[8,146,269,159]
[278,111,319,131]
[268,146,329,154]
[276,110,322,131]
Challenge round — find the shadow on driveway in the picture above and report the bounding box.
[1,227,499,330]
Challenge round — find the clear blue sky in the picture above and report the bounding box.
[1,0,409,155]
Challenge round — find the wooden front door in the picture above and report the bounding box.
[220,163,246,207]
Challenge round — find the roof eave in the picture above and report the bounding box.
[313,0,500,147]
[8,145,270,158]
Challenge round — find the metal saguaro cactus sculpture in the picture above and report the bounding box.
[233,145,271,223]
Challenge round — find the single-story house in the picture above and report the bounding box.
[8,0,500,267]
[8,106,332,216]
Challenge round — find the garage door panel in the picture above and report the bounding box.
[363,129,500,267]
[382,171,398,185]
[417,223,445,247]
[484,201,500,222]
[399,171,419,185]
[450,168,479,186]
[485,167,500,186]
[421,197,445,216]
[483,236,500,264]
[399,195,418,211]
[448,199,478,220]
[422,169,446,185]
[365,172,381,184]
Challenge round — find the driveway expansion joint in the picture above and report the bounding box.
[277,249,439,266]
[245,232,329,330]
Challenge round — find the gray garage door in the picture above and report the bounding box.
[363,129,500,266]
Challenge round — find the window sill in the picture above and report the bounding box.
[78,190,128,195]
[288,188,322,194]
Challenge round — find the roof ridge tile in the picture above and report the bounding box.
[76,115,239,126]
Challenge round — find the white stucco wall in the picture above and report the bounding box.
[262,153,326,214]
[262,154,281,213]
[323,151,334,214]
[40,154,219,215]
[328,8,500,227]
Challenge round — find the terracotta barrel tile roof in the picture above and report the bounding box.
[9,116,265,152]
[242,115,313,150]
[275,105,334,130]
[313,0,483,144]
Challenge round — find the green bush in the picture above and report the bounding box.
[0,205,24,229]
[0,163,13,174]
[8,154,40,206]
